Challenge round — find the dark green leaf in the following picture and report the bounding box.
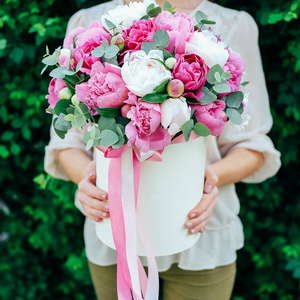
[201,20,216,25]
[54,99,70,116]
[46,108,56,115]
[146,3,155,14]
[148,6,162,18]
[153,79,170,94]
[193,122,211,137]
[94,107,121,118]
[181,119,194,142]
[140,93,168,103]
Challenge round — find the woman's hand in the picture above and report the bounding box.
[185,166,219,234]
[77,161,110,222]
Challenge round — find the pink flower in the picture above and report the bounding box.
[122,19,158,53]
[219,50,246,98]
[75,61,129,114]
[46,78,67,109]
[155,11,193,53]
[125,101,171,152]
[192,101,227,136]
[173,53,209,97]
[63,21,112,74]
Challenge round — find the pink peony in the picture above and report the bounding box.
[125,101,171,152]
[63,21,112,74]
[155,11,194,53]
[122,19,158,53]
[219,50,246,98]
[192,101,227,136]
[173,53,209,97]
[75,61,129,114]
[46,78,67,109]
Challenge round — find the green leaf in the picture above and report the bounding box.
[41,64,48,75]
[53,117,68,139]
[201,20,216,25]
[75,60,83,73]
[148,6,163,18]
[141,42,157,54]
[94,107,121,118]
[140,93,168,103]
[1,130,14,141]
[0,145,10,158]
[99,129,119,147]
[86,139,94,151]
[42,55,58,66]
[162,49,172,60]
[104,18,116,29]
[54,99,70,116]
[213,83,231,94]
[64,114,74,121]
[200,86,217,104]
[207,64,224,85]
[104,45,119,59]
[193,122,211,137]
[153,30,170,48]
[55,113,72,131]
[163,1,172,10]
[153,80,170,94]
[146,3,155,14]
[226,91,244,108]
[46,108,56,115]
[98,117,116,132]
[71,111,86,128]
[61,68,74,76]
[221,72,232,80]
[49,66,65,79]
[195,11,207,23]
[226,108,242,125]
[241,81,249,86]
[181,119,194,142]
[140,15,150,20]
[91,46,105,58]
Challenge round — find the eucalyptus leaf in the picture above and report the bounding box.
[146,3,155,14]
[105,18,116,29]
[236,103,244,114]
[49,66,65,79]
[64,114,74,121]
[214,72,221,83]
[99,129,119,147]
[79,102,91,120]
[200,86,217,104]
[213,83,231,94]
[86,139,94,151]
[104,45,119,59]
[112,136,125,149]
[141,93,168,103]
[98,117,116,132]
[241,81,250,86]
[141,42,157,54]
[226,108,242,125]
[226,91,244,108]
[195,11,207,23]
[55,113,72,131]
[221,72,232,80]
[162,49,172,60]
[181,119,194,142]
[61,68,74,76]
[71,109,86,128]
[42,55,58,66]
[207,64,224,85]
[153,30,170,48]
[53,118,67,139]
[91,46,105,58]
[46,108,56,115]
[140,15,150,20]
[41,64,48,75]
[148,6,162,18]
[75,60,83,73]
[66,107,75,114]
[163,1,172,10]
[193,122,211,137]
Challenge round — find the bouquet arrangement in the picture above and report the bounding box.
[42,1,248,155]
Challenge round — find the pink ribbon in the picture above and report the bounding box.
[97,131,199,299]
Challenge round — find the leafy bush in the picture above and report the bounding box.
[0,0,299,299]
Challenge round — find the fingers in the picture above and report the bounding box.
[86,160,97,184]
[204,165,219,194]
[77,176,109,222]
[185,186,218,234]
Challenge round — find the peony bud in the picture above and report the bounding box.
[121,104,132,118]
[166,79,184,98]
[58,87,72,100]
[110,34,125,51]
[60,48,71,58]
[71,94,80,106]
[165,57,177,69]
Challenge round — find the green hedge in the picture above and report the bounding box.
[0,0,299,299]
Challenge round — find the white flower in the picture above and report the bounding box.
[101,1,155,33]
[121,50,172,97]
[161,97,191,135]
[186,30,229,68]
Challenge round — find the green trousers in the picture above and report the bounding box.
[88,260,236,300]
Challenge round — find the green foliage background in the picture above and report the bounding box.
[0,0,299,299]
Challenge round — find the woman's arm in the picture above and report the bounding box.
[58,148,110,222]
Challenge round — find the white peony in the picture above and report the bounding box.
[185,30,229,68]
[160,97,191,135]
[121,50,172,97]
[101,1,156,33]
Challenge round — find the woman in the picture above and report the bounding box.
[45,0,281,299]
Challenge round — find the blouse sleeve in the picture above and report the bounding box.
[217,11,281,183]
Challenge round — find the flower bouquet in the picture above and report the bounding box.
[42,1,248,298]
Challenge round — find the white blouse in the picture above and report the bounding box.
[44,0,281,271]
